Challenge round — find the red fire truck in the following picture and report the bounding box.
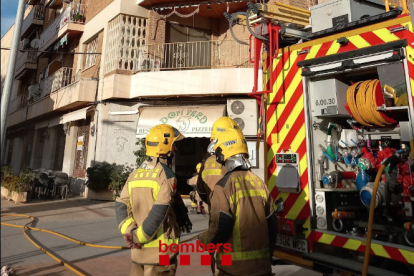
[228,0,414,275]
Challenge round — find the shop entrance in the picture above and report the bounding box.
[174,137,210,182]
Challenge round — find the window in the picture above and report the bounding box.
[84,38,98,69]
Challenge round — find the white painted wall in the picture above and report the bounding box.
[130,68,263,98]
[94,103,141,168]
[62,124,78,175]
[251,141,265,182]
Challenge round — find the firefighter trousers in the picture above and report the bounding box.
[130,260,177,276]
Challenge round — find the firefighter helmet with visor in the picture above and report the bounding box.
[213,128,249,163]
[145,124,184,157]
[208,117,243,155]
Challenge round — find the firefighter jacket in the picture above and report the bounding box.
[198,169,277,276]
[196,155,227,206]
[115,159,181,265]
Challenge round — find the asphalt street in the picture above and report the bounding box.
[1,197,321,276]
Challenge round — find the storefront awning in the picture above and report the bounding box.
[136,105,226,138]
[61,107,91,124]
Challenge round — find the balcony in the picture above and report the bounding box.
[103,40,261,99]
[105,40,252,74]
[38,2,86,52]
[21,5,44,38]
[26,67,97,120]
[15,50,38,79]
[28,67,73,102]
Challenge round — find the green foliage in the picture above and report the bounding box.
[133,139,147,167]
[86,162,134,193]
[1,167,33,194]
[108,164,134,192]
[1,165,12,180]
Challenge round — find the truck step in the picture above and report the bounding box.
[303,252,407,276]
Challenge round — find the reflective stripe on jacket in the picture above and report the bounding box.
[196,155,227,207]
[199,169,277,276]
[115,159,180,265]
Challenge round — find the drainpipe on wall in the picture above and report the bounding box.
[91,76,99,167]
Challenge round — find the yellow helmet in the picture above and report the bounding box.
[196,163,202,173]
[211,117,242,141]
[146,124,184,157]
[213,128,249,162]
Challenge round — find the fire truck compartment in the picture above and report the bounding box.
[300,40,414,249]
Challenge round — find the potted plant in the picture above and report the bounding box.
[1,167,33,203]
[85,162,133,200]
[78,14,85,23]
[73,13,85,24]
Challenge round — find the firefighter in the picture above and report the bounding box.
[196,117,242,208]
[198,128,277,276]
[115,124,190,276]
[188,163,205,214]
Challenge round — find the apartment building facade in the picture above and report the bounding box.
[4,0,336,196]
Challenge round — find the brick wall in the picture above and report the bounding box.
[81,31,104,79]
[84,0,115,24]
[213,17,250,41]
[147,11,166,45]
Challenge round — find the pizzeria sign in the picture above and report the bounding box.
[136,105,226,138]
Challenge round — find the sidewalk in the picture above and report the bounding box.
[1,197,210,276]
[1,197,320,276]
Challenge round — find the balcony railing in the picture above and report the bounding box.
[21,5,44,35]
[105,40,253,73]
[38,2,86,50]
[15,49,37,73]
[28,67,73,103]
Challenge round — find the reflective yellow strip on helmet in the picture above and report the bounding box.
[128,180,160,201]
[120,217,135,234]
[217,248,269,261]
[202,169,222,180]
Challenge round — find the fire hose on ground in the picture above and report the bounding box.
[1,213,204,276]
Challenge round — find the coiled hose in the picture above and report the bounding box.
[362,155,399,276]
[347,80,393,127]
[227,12,249,45]
[1,213,204,275]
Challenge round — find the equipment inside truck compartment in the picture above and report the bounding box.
[302,44,414,248]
